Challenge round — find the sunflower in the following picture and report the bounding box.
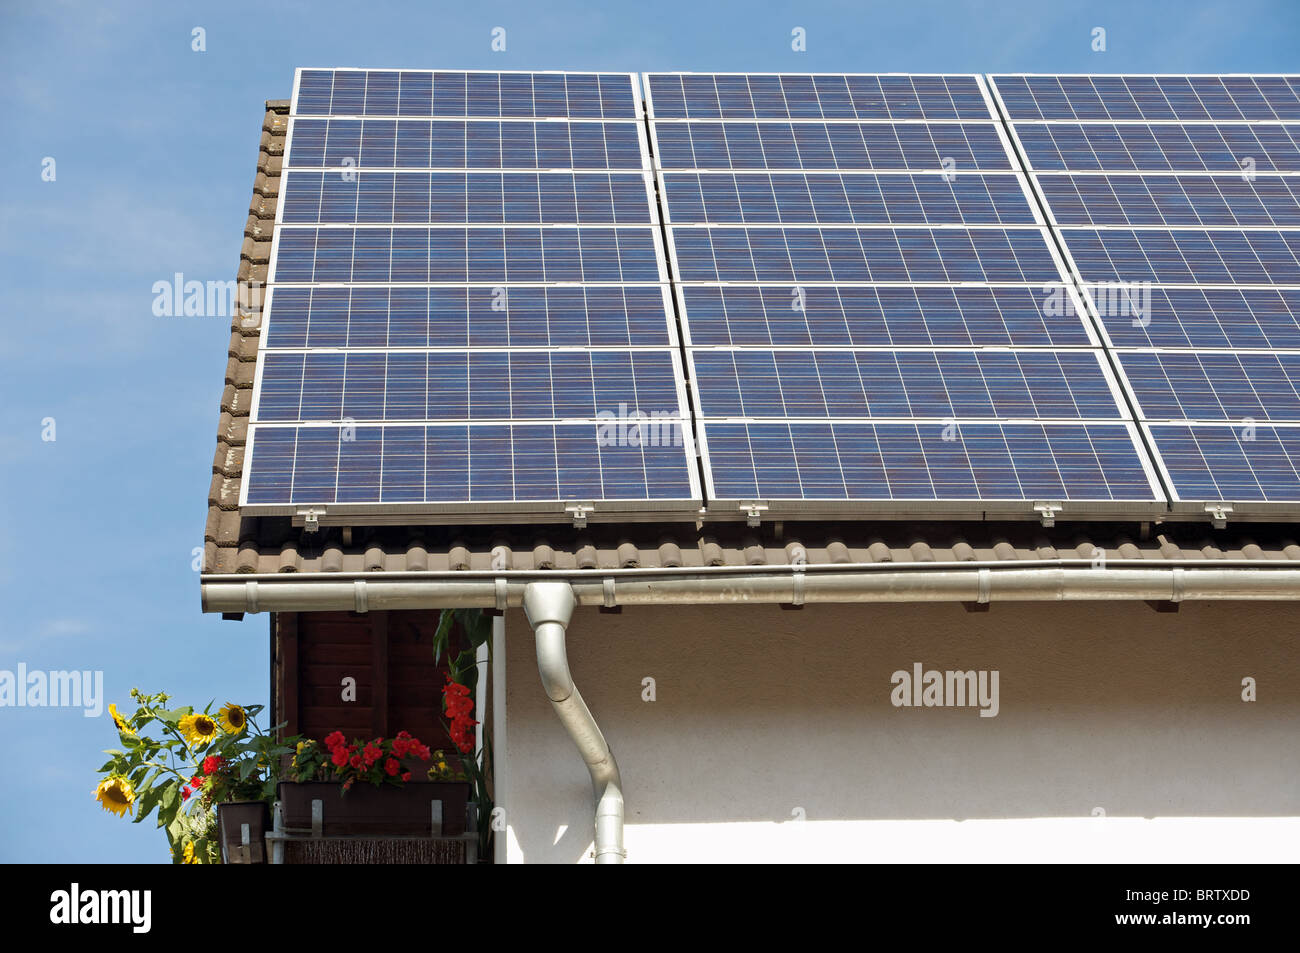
[179,712,220,748]
[218,703,247,734]
[182,842,197,864]
[94,776,135,818]
[108,703,135,737]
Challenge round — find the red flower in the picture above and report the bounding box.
[191,775,204,788]
[181,787,192,801]
[384,758,400,776]
[363,744,382,766]
[349,755,362,769]
[331,747,349,768]
[324,731,345,750]
[397,730,411,740]
[401,772,411,782]
[202,755,224,775]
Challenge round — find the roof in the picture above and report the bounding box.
[202,100,1300,583]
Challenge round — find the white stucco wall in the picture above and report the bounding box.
[500,600,1299,863]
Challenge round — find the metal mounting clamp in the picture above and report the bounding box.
[741,501,769,528]
[565,503,593,529]
[1204,503,1232,529]
[1033,501,1062,527]
[297,507,326,532]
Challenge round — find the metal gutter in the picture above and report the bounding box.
[203,562,1300,614]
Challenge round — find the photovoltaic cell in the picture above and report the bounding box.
[245,423,695,505]
[646,73,993,120]
[1038,174,1300,228]
[280,171,657,225]
[1014,122,1300,173]
[702,422,1157,502]
[1148,424,1300,501]
[661,172,1035,226]
[652,121,1013,171]
[295,70,640,119]
[993,75,1300,122]
[691,349,1120,420]
[286,118,647,170]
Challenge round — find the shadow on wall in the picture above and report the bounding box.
[505,600,1300,863]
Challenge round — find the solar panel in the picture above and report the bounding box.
[992,73,1300,514]
[243,70,701,520]
[649,71,1161,517]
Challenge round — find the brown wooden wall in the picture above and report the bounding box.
[275,610,463,747]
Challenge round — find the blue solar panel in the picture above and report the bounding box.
[264,285,676,349]
[691,349,1120,419]
[992,75,1300,122]
[257,349,684,422]
[245,422,695,505]
[272,226,665,284]
[280,171,657,225]
[1063,228,1300,285]
[1038,174,1300,227]
[1013,122,1300,173]
[669,226,1062,283]
[1096,288,1300,349]
[1003,75,1300,513]
[245,70,700,517]
[1148,424,1300,502]
[296,70,639,119]
[702,422,1157,501]
[679,284,1091,347]
[661,172,1034,226]
[646,73,992,120]
[652,121,1013,171]
[287,118,647,170]
[1120,351,1300,422]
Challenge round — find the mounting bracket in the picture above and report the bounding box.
[565,503,593,529]
[1204,503,1232,529]
[1033,501,1062,528]
[297,508,325,533]
[741,501,769,528]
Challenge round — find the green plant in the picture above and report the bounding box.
[433,608,493,858]
[94,689,296,864]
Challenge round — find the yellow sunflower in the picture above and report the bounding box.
[108,703,135,737]
[94,776,135,818]
[218,703,247,734]
[182,842,197,864]
[179,712,220,747]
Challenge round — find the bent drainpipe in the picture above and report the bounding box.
[523,581,625,864]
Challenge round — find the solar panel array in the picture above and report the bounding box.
[245,70,700,518]
[992,74,1300,513]
[241,70,1300,525]
[646,72,1160,514]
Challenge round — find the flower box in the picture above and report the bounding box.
[217,800,270,864]
[277,781,472,837]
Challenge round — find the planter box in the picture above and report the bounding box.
[278,781,472,837]
[217,801,270,864]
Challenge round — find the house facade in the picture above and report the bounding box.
[201,85,1300,863]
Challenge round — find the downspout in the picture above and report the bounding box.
[522,581,626,864]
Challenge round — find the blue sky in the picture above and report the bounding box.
[0,0,1296,863]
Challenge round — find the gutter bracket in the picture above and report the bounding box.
[565,503,593,529]
[1205,503,1232,529]
[244,580,259,614]
[1033,501,1062,528]
[790,568,805,607]
[977,567,992,604]
[494,577,509,613]
[353,579,368,614]
[741,501,769,528]
[297,507,325,533]
[1171,566,1185,603]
